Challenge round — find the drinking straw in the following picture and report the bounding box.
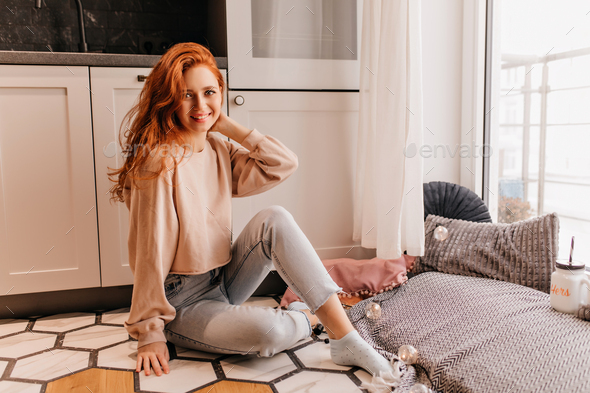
[569,236,575,264]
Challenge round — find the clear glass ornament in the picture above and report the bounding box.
[433,225,449,241]
[398,344,419,364]
[364,301,382,319]
[409,383,429,393]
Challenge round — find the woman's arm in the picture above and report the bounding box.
[211,113,299,198]
[123,158,179,375]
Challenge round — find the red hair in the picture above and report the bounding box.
[107,42,225,204]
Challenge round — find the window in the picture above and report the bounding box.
[485,0,590,267]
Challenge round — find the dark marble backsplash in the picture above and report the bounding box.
[0,0,213,55]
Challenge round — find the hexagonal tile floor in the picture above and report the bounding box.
[0,295,371,392]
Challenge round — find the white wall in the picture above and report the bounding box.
[421,0,464,185]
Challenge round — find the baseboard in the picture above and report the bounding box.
[251,271,288,297]
[0,285,134,320]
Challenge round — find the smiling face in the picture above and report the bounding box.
[175,65,222,146]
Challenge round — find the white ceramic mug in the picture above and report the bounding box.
[550,260,590,314]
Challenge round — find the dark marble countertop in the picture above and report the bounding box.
[0,51,228,69]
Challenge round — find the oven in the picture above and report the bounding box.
[226,0,362,90]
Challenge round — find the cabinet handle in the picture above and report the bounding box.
[234,95,245,106]
[137,75,147,82]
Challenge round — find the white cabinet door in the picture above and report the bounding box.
[226,0,362,89]
[228,91,376,261]
[92,67,229,287]
[0,65,100,295]
[90,67,151,287]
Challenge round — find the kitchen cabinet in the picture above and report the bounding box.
[92,67,228,287]
[0,65,100,295]
[228,90,376,261]
[90,67,151,287]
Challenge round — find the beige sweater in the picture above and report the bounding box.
[122,129,298,348]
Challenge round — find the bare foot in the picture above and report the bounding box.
[301,309,319,328]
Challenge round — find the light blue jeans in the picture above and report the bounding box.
[163,205,343,357]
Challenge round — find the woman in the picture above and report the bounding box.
[108,42,395,381]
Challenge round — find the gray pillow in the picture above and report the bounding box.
[412,213,559,293]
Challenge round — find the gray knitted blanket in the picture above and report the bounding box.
[347,271,590,392]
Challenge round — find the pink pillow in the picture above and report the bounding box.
[279,255,416,309]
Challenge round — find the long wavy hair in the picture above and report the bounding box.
[106,42,225,205]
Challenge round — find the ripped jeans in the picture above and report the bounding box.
[162,205,343,357]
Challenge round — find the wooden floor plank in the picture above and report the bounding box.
[196,380,273,393]
[46,368,133,393]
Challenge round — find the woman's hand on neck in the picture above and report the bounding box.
[209,112,254,145]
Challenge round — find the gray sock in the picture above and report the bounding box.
[330,329,394,378]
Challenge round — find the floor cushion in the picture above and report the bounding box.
[347,271,590,392]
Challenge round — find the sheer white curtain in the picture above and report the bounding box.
[353,0,424,259]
